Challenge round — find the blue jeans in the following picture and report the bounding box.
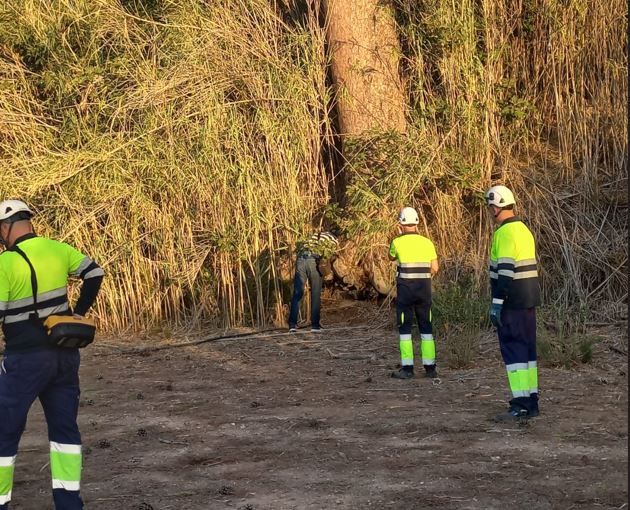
[0,348,84,510]
[288,256,323,328]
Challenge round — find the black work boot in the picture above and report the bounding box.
[494,406,529,423]
[391,366,414,379]
[424,364,438,378]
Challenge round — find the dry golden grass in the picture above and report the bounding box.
[0,0,626,332]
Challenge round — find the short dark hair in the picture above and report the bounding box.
[502,205,514,211]
[3,211,32,224]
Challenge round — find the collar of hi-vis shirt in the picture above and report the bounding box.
[496,216,521,230]
[10,232,37,248]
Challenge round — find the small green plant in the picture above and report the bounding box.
[536,302,599,368]
[431,281,487,368]
[438,322,480,369]
[432,280,488,331]
[538,327,597,369]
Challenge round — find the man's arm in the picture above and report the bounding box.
[0,265,8,327]
[429,240,439,274]
[388,237,397,261]
[67,245,105,316]
[73,259,104,316]
[492,235,517,305]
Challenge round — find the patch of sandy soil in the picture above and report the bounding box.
[8,300,628,509]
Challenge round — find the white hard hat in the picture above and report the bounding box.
[398,206,419,225]
[485,185,516,208]
[0,200,33,222]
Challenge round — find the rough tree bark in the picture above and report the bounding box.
[323,0,407,295]
[324,0,407,135]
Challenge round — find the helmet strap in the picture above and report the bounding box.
[5,222,14,247]
[490,205,502,218]
[0,222,12,247]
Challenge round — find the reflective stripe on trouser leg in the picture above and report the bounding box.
[50,442,81,491]
[399,333,413,366]
[528,361,538,394]
[0,456,15,505]
[506,363,530,398]
[420,334,435,365]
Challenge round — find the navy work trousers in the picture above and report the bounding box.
[0,348,84,509]
[396,280,432,336]
[497,307,539,413]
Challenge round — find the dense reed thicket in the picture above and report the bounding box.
[0,0,626,332]
[335,0,627,325]
[0,0,332,330]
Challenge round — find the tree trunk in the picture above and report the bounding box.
[324,0,407,135]
[324,0,406,296]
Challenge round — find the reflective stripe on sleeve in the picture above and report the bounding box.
[72,257,93,277]
[83,267,105,279]
[512,270,538,279]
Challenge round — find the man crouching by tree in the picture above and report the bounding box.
[288,227,340,333]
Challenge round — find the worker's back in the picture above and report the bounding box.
[0,234,97,352]
[389,233,437,284]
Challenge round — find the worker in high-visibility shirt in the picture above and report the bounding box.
[0,200,104,509]
[485,186,541,422]
[389,207,439,379]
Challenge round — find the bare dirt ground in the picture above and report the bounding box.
[9,300,628,510]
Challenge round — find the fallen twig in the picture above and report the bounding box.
[121,324,376,354]
[609,345,628,356]
[158,438,188,446]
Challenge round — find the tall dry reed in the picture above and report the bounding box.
[0,0,626,332]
